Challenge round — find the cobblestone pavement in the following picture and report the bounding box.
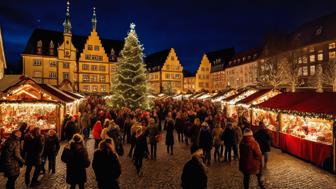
[0,133,335,189]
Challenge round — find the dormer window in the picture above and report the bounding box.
[49,41,55,55]
[88,45,93,50]
[37,40,43,55]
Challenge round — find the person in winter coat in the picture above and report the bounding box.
[64,116,80,141]
[254,122,272,168]
[92,121,103,149]
[222,122,235,162]
[181,145,207,189]
[199,122,213,165]
[175,112,184,142]
[191,118,201,147]
[239,128,264,189]
[212,123,223,162]
[233,124,243,160]
[92,139,121,189]
[165,119,175,155]
[147,118,160,159]
[123,116,132,144]
[128,118,140,157]
[42,129,60,174]
[23,127,44,187]
[80,112,91,140]
[133,127,149,175]
[61,134,90,189]
[2,130,25,189]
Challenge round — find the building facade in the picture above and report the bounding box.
[183,70,196,92]
[195,55,211,91]
[145,48,183,94]
[22,2,123,94]
[0,28,6,80]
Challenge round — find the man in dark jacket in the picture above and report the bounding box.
[199,122,213,166]
[42,129,60,174]
[147,118,160,159]
[23,127,44,187]
[222,123,235,162]
[92,139,121,189]
[2,130,25,189]
[254,122,272,168]
[181,145,207,189]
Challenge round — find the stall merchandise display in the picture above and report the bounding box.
[252,109,278,131]
[281,114,333,144]
[0,102,57,133]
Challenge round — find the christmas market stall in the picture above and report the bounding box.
[236,89,281,123]
[211,89,237,102]
[221,89,257,119]
[0,77,79,136]
[254,91,335,170]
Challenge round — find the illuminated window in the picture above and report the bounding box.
[94,46,99,51]
[99,75,105,82]
[63,72,69,80]
[49,72,57,78]
[92,85,98,92]
[63,62,70,69]
[310,65,315,75]
[88,45,93,50]
[83,74,89,82]
[329,51,335,59]
[49,61,57,67]
[166,73,170,79]
[83,85,90,92]
[175,74,180,78]
[82,64,89,70]
[309,47,314,53]
[309,55,315,62]
[329,43,335,49]
[298,67,302,76]
[91,75,97,82]
[91,65,98,71]
[302,66,308,76]
[33,71,42,77]
[302,56,308,64]
[33,59,42,66]
[99,65,106,71]
[101,85,106,92]
[298,57,302,64]
[317,51,323,61]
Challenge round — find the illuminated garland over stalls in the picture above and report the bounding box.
[252,106,336,121]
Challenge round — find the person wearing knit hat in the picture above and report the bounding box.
[199,122,212,166]
[239,128,265,189]
[181,144,207,189]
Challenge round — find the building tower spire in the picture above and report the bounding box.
[63,0,72,34]
[92,7,97,31]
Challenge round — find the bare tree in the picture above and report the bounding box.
[282,51,301,92]
[322,59,336,92]
[309,64,323,93]
[257,55,286,89]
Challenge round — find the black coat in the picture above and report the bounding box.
[175,118,184,133]
[254,128,271,153]
[181,157,207,189]
[43,135,60,157]
[64,121,79,141]
[222,128,235,147]
[165,122,175,145]
[199,128,213,151]
[92,149,121,186]
[2,135,25,177]
[23,134,44,166]
[133,134,148,159]
[61,142,90,184]
[191,125,201,146]
[148,126,160,144]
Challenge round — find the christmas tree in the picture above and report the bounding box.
[110,23,149,109]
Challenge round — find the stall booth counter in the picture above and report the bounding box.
[256,91,336,171]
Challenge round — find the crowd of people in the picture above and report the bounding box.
[0,96,272,189]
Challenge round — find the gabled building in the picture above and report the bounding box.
[145,48,183,94]
[183,70,196,92]
[0,28,6,80]
[22,1,123,94]
[226,48,261,89]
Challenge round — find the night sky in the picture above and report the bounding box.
[1,0,336,74]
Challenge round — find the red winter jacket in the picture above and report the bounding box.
[239,136,262,174]
[92,121,103,140]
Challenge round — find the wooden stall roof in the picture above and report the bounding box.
[39,84,76,103]
[62,90,84,99]
[237,89,272,104]
[256,91,336,117]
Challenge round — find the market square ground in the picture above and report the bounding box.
[0,136,335,189]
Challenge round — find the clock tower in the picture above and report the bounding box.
[57,0,77,89]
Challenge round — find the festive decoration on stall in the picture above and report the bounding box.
[110,23,150,110]
[322,59,336,92]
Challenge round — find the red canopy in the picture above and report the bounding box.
[257,91,336,117]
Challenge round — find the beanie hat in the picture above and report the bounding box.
[190,145,201,154]
[243,128,253,136]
